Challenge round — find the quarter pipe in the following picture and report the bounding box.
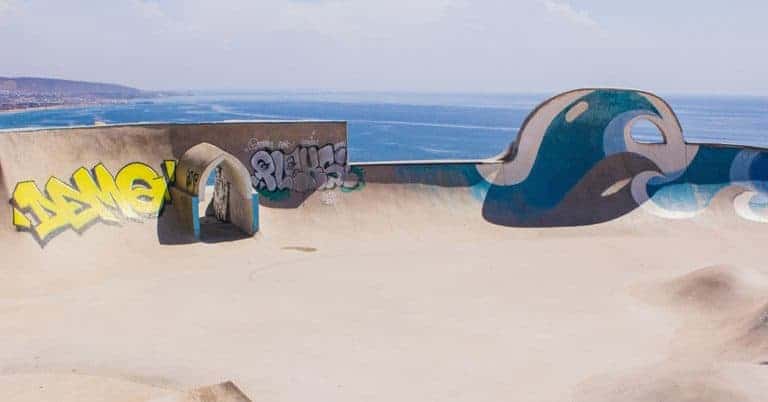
[1,89,767,401]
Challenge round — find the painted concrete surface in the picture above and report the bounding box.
[0,90,767,401]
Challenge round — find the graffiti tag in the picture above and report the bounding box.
[250,143,363,193]
[10,161,176,244]
[186,169,201,193]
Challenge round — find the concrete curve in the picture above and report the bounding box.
[1,90,767,402]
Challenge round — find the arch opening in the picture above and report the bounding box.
[171,143,259,242]
[197,161,247,242]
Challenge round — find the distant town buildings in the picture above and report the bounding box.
[0,89,134,111]
[0,77,162,112]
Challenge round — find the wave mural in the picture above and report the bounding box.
[475,89,768,226]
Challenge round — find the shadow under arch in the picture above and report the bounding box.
[158,142,259,244]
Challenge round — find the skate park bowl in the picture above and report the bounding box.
[1,88,768,401]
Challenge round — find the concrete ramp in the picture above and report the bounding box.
[2,89,765,248]
[1,89,767,402]
[150,382,251,402]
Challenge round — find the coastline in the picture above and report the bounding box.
[0,103,103,115]
[0,96,172,116]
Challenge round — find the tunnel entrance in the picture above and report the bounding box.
[170,143,259,242]
[198,165,241,241]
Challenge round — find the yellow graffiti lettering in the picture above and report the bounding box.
[12,181,64,240]
[163,160,176,201]
[10,161,176,244]
[45,176,101,234]
[11,206,32,229]
[115,163,167,216]
[73,164,134,220]
[162,160,177,202]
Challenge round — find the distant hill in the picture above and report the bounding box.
[0,77,147,97]
[0,77,183,112]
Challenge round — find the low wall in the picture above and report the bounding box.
[2,89,767,248]
[0,121,347,245]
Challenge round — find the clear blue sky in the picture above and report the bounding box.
[1,0,766,95]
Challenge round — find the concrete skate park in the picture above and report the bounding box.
[1,89,768,401]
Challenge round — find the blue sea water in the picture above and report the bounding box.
[0,92,765,162]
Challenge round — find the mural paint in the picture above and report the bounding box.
[186,169,202,194]
[249,142,364,196]
[212,166,230,221]
[10,161,176,244]
[642,148,768,221]
[476,89,768,225]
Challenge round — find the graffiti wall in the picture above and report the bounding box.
[0,121,346,244]
[249,140,364,195]
[10,161,176,244]
[3,96,768,248]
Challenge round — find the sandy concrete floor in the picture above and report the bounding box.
[1,195,768,402]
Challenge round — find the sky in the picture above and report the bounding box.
[0,0,766,95]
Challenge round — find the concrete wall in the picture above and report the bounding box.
[0,121,345,245]
[2,89,767,248]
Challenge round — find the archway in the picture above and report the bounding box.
[170,143,259,241]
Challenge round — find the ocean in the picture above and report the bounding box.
[0,92,766,162]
